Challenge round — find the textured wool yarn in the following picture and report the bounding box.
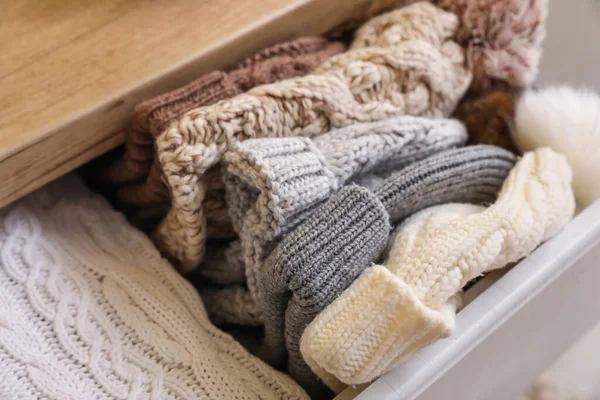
[321,0,548,92]
[301,148,575,390]
[259,145,516,396]
[398,0,548,91]
[225,116,467,306]
[196,116,467,327]
[514,86,600,210]
[101,37,344,232]
[0,175,308,400]
[436,0,547,91]
[153,1,473,271]
[454,90,520,151]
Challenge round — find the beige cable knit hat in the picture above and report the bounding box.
[301,147,575,390]
[153,1,472,271]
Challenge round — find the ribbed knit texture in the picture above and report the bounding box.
[301,148,575,390]
[100,37,344,234]
[0,175,308,400]
[225,116,466,305]
[153,2,473,271]
[259,145,516,396]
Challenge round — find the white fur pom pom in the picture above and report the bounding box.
[514,86,600,209]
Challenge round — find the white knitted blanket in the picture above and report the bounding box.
[0,175,307,400]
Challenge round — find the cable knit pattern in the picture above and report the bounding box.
[153,2,472,271]
[0,175,308,400]
[301,148,575,389]
[395,0,548,91]
[100,37,344,235]
[259,145,516,396]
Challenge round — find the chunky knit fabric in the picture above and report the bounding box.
[225,116,467,305]
[454,90,520,151]
[154,2,473,271]
[102,37,344,233]
[0,175,308,400]
[259,145,516,396]
[301,148,575,390]
[199,117,466,327]
[400,0,548,91]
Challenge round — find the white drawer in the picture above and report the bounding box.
[336,200,600,400]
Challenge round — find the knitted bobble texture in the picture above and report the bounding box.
[301,148,575,388]
[258,145,515,394]
[0,175,308,400]
[154,1,472,271]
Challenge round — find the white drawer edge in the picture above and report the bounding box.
[340,200,600,400]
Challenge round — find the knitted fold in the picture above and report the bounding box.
[153,2,473,271]
[101,36,345,231]
[260,145,516,395]
[225,116,468,306]
[0,175,308,400]
[301,148,575,388]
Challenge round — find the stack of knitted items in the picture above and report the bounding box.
[203,116,469,326]
[300,147,575,391]
[154,2,473,271]
[99,37,346,234]
[0,175,309,400]
[60,0,573,399]
[259,145,517,396]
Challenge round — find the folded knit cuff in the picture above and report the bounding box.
[300,265,457,387]
[264,185,390,313]
[261,185,390,393]
[224,137,339,237]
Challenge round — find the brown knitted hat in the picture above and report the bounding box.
[101,37,346,232]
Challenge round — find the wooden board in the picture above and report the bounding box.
[0,0,386,207]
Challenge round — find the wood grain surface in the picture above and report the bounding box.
[0,0,383,207]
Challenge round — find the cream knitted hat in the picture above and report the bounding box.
[0,175,308,400]
[514,86,600,210]
[153,1,472,271]
[301,147,575,390]
[260,145,516,395]
[199,116,467,327]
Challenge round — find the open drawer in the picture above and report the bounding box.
[3,1,600,399]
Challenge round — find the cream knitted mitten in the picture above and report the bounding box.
[301,147,575,389]
[154,1,472,271]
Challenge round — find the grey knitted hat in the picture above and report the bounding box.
[259,145,517,396]
[215,117,467,323]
